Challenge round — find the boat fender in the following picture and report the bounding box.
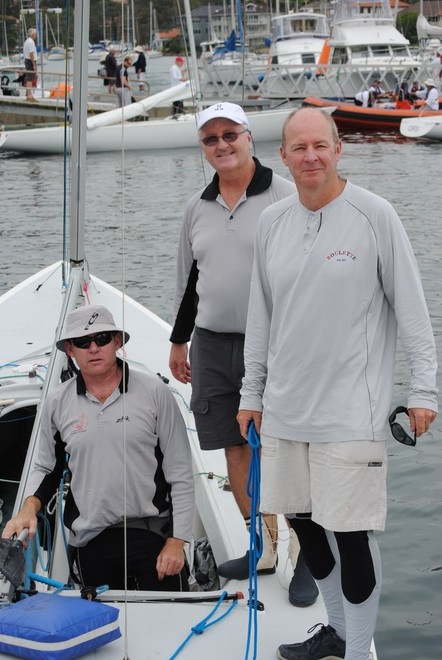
[0,593,121,659]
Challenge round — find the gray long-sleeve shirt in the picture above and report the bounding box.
[240,181,438,442]
[25,362,194,546]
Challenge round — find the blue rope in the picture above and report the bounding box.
[245,421,262,660]
[27,572,69,591]
[168,591,238,659]
[58,467,71,553]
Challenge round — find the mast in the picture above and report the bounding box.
[69,0,90,264]
[102,0,106,42]
[131,0,136,47]
[183,0,202,106]
[149,1,153,47]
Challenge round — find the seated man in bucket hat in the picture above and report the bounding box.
[3,304,194,592]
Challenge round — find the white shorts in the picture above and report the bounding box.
[260,435,387,532]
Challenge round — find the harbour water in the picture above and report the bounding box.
[0,59,441,659]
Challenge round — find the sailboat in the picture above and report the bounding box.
[0,2,378,659]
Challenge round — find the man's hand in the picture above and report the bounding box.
[169,343,191,384]
[1,497,41,545]
[237,409,262,440]
[156,537,185,580]
[408,407,437,437]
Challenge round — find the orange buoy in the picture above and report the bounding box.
[50,82,73,98]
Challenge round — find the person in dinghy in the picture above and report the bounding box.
[3,305,194,592]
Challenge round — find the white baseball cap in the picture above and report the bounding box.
[197,102,249,130]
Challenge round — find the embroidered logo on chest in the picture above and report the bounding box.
[326,250,357,262]
[72,413,89,433]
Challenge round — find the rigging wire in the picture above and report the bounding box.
[118,4,130,658]
[62,0,71,288]
[175,0,211,187]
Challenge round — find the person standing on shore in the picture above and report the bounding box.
[115,55,133,108]
[104,47,117,94]
[134,46,147,93]
[23,28,38,102]
[238,107,438,660]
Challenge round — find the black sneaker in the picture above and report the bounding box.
[277,623,345,659]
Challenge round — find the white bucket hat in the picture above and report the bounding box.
[56,305,129,352]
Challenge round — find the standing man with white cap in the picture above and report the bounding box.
[3,304,194,593]
[413,78,440,110]
[169,55,186,115]
[168,102,318,606]
[23,27,38,102]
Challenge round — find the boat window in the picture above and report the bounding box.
[350,45,370,60]
[302,53,316,64]
[331,48,348,64]
[290,20,304,33]
[391,46,411,59]
[371,46,392,58]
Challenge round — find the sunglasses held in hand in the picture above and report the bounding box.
[388,406,416,446]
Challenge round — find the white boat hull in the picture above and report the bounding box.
[0,263,378,659]
[400,116,442,140]
[0,108,293,154]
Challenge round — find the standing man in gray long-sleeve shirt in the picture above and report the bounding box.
[168,102,318,606]
[3,305,194,592]
[238,108,438,660]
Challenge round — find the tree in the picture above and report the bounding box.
[397,11,419,45]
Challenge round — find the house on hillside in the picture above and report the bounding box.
[155,27,181,52]
[184,3,272,51]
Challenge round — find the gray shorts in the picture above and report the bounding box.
[25,58,36,83]
[189,327,245,450]
[261,435,388,532]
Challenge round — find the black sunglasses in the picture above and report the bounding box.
[388,406,416,446]
[70,331,115,349]
[200,129,249,147]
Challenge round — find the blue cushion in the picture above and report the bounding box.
[0,593,121,659]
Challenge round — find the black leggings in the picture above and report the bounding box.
[288,517,376,604]
[70,527,188,592]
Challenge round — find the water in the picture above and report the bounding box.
[0,93,441,659]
